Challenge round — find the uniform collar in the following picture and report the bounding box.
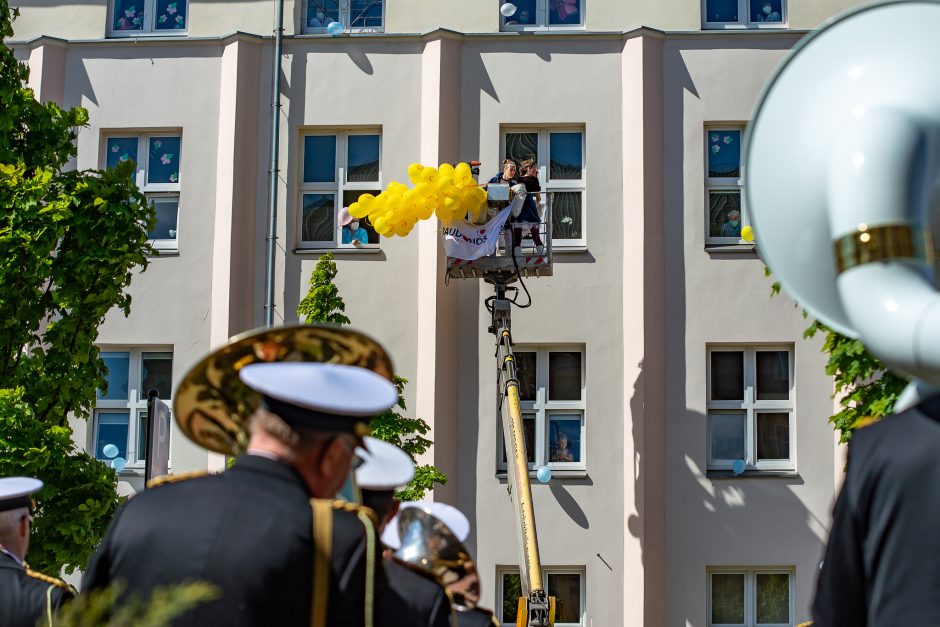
[230,453,310,495]
[0,548,24,569]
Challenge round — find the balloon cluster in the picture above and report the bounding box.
[350,163,488,238]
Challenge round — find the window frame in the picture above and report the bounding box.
[499,0,586,31]
[701,0,788,29]
[302,0,386,34]
[706,345,795,472]
[704,125,748,247]
[706,567,795,627]
[497,345,586,473]
[501,127,586,248]
[107,0,189,37]
[299,128,383,250]
[497,566,586,627]
[93,347,174,472]
[102,132,182,252]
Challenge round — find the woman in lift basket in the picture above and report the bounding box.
[514,159,545,256]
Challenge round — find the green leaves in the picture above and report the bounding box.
[297,252,352,325]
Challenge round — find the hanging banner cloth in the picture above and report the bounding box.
[441,195,523,260]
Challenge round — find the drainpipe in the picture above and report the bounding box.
[264,0,285,327]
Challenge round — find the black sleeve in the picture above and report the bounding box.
[50,584,75,611]
[812,443,868,627]
[429,588,455,627]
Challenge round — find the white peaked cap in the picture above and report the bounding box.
[0,477,43,512]
[381,501,471,549]
[355,437,415,491]
[239,362,398,417]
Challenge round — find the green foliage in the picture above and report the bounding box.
[0,2,155,575]
[298,254,447,500]
[51,581,219,626]
[297,253,351,325]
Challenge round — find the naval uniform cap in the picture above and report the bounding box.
[239,362,398,434]
[0,477,42,512]
[356,436,415,491]
[381,501,470,549]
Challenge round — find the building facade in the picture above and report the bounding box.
[11,1,860,624]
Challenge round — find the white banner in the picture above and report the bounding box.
[441,196,522,260]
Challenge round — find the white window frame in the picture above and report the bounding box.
[701,0,787,29]
[107,0,189,37]
[93,347,173,472]
[501,127,586,248]
[102,132,182,252]
[299,129,382,249]
[497,566,586,626]
[302,0,386,34]
[500,0,586,31]
[707,567,795,627]
[497,346,586,473]
[705,125,748,247]
[706,345,795,472]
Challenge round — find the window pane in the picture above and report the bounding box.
[708,191,742,239]
[99,352,130,400]
[551,191,582,241]
[150,197,179,240]
[306,0,339,28]
[503,0,536,26]
[706,0,739,22]
[96,412,129,461]
[141,352,173,400]
[350,0,383,28]
[302,193,336,243]
[549,415,581,463]
[346,135,380,182]
[756,351,789,400]
[711,573,745,624]
[710,351,743,400]
[546,574,581,623]
[505,132,539,170]
[710,412,746,461]
[548,352,581,400]
[304,136,337,183]
[106,137,138,171]
[549,132,583,180]
[515,351,537,401]
[549,0,582,24]
[756,573,790,623]
[113,0,145,31]
[751,0,783,23]
[155,0,187,30]
[147,136,181,185]
[708,130,741,178]
[501,572,522,622]
[500,414,535,464]
[138,411,149,462]
[757,413,790,461]
[343,190,381,244]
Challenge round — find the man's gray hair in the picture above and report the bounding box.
[247,407,335,450]
[0,507,27,543]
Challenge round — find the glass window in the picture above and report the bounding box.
[711,351,743,401]
[346,135,380,183]
[708,130,741,178]
[506,132,539,169]
[756,413,789,461]
[150,197,179,241]
[304,136,337,184]
[755,573,789,623]
[141,352,173,399]
[302,193,336,243]
[711,573,745,624]
[704,0,785,27]
[756,351,789,400]
[112,0,145,31]
[548,352,581,401]
[342,190,380,245]
[552,192,583,242]
[501,572,523,622]
[137,411,149,461]
[709,191,742,240]
[304,0,382,32]
[548,0,582,25]
[516,351,538,401]
[146,137,181,185]
[705,126,747,245]
[155,0,187,30]
[548,414,581,463]
[546,572,582,623]
[705,0,738,23]
[306,0,340,28]
[709,412,746,461]
[350,0,383,28]
[503,0,583,28]
[549,132,583,180]
[110,0,188,35]
[106,137,139,170]
[96,412,130,460]
[99,352,130,400]
[750,0,783,23]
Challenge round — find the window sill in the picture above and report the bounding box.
[553,245,589,254]
[150,248,179,257]
[706,469,799,479]
[704,243,756,256]
[701,23,789,30]
[293,247,383,255]
[496,469,587,481]
[107,31,189,38]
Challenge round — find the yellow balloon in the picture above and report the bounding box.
[455,162,471,178]
[470,186,487,203]
[741,225,755,242]
[348,202,369,219]
[373,215,389,231]
[414,182,433,198]
[417,202,434,221]
[456,174,475,187]
[388,181,408,195]
[407,163,424,184]
[438,163,455,178]
[419,167,439,184]
[435,176,454,192]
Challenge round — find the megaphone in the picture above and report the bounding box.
[746,0,940,384]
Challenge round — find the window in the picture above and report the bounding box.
[499,568,585,626]
[707,346,794,472]
[705,127,748,246]
[94,349,173,470]
[708,568,794,626]
[503,128,585,247]
[703,0,785,28]
[109,0,188,35]
[499,347,585,472]
[501,0,584,29]
[304,0,384,33]
[300,131,382,248]
[104,133,182,251]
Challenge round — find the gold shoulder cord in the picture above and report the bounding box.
[45,584,53,627]
[146,470,210,488]
[355,509,376,627]
[310,499,333,627]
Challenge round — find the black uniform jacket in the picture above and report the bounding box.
[0,551,73,627]
[455,607,500,627]
[83,455,381,626]
[813,397,940,626]
[381,557,454,627]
